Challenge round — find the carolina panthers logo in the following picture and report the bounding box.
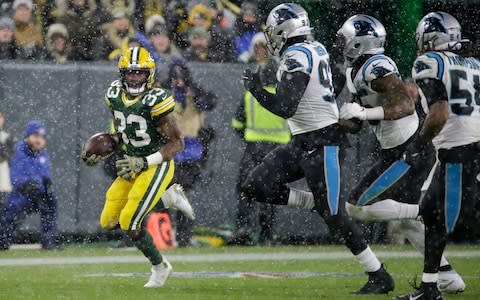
[414,60,431,73]
[423,16,447,33]
[353,20,378,37]
[284,58,303,71]
[273,7,299,25]
[371,65,391,78]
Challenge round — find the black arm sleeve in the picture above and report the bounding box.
[416,78,448,107]
[249,71,309,119]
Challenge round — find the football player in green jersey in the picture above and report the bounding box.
[82,47,195,288]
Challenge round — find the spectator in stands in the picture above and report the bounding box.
[142,0,165,24]
[208,0,235,62]
[234,1,258,63]
[183,26,213,62]
[57,0,99,61]
[100,0,134,19]
[95,10,135,60]
[44,23,72,63]
[164,1,190,49]
[166,59,216,246]
[0,112,15,207]
[149,22,182,64]
[246,32,273,64]
[0,1,15,16]
[0,121,61,250]
[188,4,212,31]
[12,0,44,60]
[0,16,20,59]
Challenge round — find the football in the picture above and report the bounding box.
[82,132,119,158]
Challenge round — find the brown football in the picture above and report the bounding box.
[82,132,119,158]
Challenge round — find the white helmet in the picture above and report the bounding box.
[415,11,469,54]
[265,3,312,56]
[336,14,386,66]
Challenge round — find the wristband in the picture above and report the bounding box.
[146,152,163,166]
[365,106,385,120]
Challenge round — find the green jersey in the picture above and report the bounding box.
[104,80,176,157]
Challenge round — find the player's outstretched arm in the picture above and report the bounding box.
[156,114,185,160]
[243,68,309,119]
[371,74,415,120]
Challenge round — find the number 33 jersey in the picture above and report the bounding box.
[412,51,480,150]
[104,80,176,157]
[277,41,339,135]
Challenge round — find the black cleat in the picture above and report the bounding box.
[393,282,442,300]
[354,264,395,294]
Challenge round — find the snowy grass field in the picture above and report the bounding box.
[0,244,479,299]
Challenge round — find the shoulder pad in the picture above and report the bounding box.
[105,80,122,103]
[280,45,314,74]
[148,88,175,118]
[412,52,445,81]
[361,55,398,83]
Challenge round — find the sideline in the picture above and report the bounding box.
[1,250,479,267]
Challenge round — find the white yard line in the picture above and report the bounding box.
[0,250,479,267]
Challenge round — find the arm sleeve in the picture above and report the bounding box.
[249,71,309,119]
[231,100,246,138]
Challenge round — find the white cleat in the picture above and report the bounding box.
[162,184,195,220]
[438,269,465,294]
[144,259,173,288]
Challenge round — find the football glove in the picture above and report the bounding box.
[116,155,148,180]
[403,141,427,169]
[81,151,103,167]
[242,67,262,92]
[339,102,367,120]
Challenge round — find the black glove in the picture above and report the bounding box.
[18,181,44,201]
[404,141,427,169]
[43,178,53,195]
[242,67,262,93]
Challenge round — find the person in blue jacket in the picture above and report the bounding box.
[0,121,59,250]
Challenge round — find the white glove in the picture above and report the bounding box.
[339,102,367,120]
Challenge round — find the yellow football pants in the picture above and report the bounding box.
[100,160,174,231]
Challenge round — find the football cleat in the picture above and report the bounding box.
[393,282,442,300]
[162,184,195,220]
[144,259,172,288]
[438,268,465,294]
[354,264,394,294]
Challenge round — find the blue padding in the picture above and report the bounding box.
[425,52,444,80]
[324,146,340,215]
[357,160,411,206]
[445,163,462,234]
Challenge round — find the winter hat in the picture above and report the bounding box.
[148,23,169,37]
[189,26,210,42]
[0,17,14,30]
[47,23,69,40]
[24,120,47,138]
[13,0,33,10]
[145,14,166,35]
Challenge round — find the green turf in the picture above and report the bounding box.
[0,244,479,299]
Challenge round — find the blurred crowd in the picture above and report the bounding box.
[0,0,267,64]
